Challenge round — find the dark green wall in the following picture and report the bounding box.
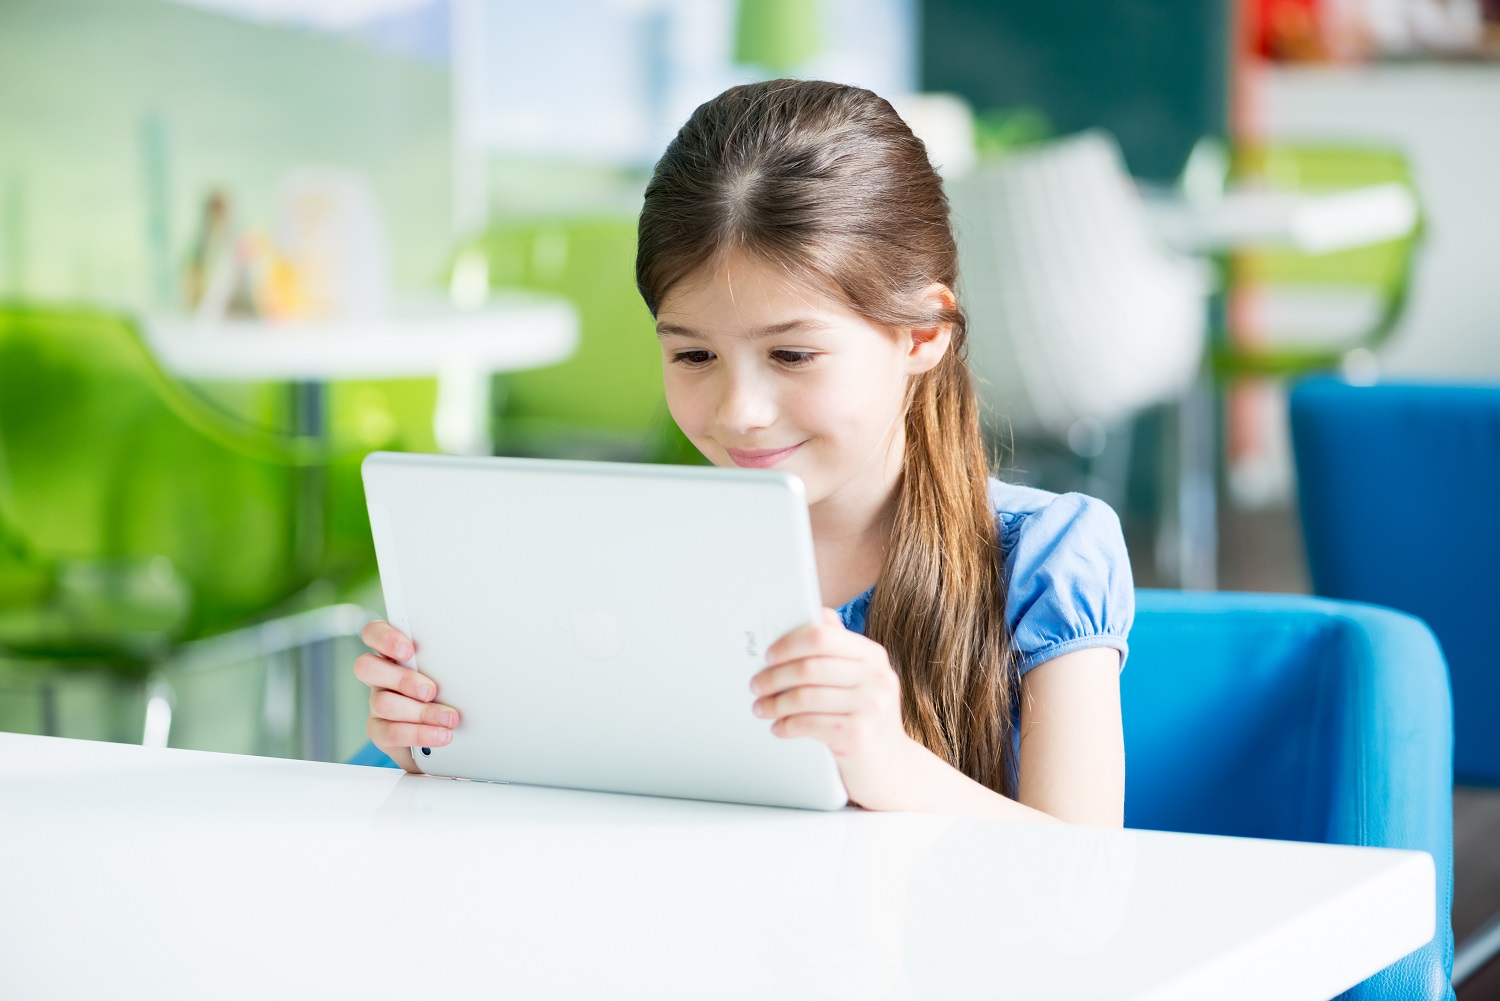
[920,0,1234,182]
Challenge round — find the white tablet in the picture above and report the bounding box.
[361,451,849,811]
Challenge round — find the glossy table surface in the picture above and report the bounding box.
[0,733,1435,1000]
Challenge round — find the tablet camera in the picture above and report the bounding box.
[421,747,431,756]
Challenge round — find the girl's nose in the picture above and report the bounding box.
[714,368,777,435]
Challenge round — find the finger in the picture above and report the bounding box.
[765,618,869,666]
[371,689,460,729]
[382,745,421,774]
[368,717,454,749]
[361,619,414,662]
[353,653,440,702]
[770,713,854,744]
[753,684,857,720]
[751,656,862,696]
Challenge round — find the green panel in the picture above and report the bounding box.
[477,215,675,459]
[735,0,824,74]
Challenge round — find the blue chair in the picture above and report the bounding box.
[348,740,398,768]
[1126,588,1454,1000]
[1289,377,1500,787]
[348,587,1455,996]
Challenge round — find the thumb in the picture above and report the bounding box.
[822,607,844,628]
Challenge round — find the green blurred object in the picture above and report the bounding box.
[1214,144,1425,379]
[0,304,388,676]
[474,215,704,465]
[733,0,822,74]
[972,106,1054,159]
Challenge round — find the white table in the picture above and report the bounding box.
[1143,183,1420,256]
[143,292,579,455]
[0,733,1436,1001]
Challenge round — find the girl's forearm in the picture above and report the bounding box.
[862,736,1064,823]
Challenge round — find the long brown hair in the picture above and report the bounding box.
[636,79,1017,796]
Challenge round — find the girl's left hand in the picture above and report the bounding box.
[750,608,916,810]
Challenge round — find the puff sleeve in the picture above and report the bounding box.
[995,485,1135,676]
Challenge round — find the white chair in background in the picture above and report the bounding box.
[946,128,1208,446]
[946,130,1215,588]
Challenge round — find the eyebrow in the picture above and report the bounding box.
[655,318,831,340]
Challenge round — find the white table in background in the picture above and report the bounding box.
[143,291,579,455]
[1144,183,1420,257]
[0,733,1435,1001]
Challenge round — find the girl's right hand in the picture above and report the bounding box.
[355,620,461,774]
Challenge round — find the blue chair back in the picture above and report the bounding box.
[1290,376,1500,786]
[1125,589,1454,1000]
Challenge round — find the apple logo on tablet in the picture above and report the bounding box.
[570,609,620,661]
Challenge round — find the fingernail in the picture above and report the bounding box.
[418,684,436,701]
[441,712,457,727]
[752,700,767,717]
[436,729,452,745]
[749,678,761,695]
[396,643,413,660]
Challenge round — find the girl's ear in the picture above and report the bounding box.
[902,283,956,376]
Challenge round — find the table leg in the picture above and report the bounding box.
[1155,372,1219,591]
[1179,370,1219,591]
[433,358,497,455]
[289,380,333,761]
[298,637,334,762]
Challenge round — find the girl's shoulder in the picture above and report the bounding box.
[986,477,1123,553]
[987,477,1135,674]
[836,478,1136,670]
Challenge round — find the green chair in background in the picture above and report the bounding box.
[469,214,702,465]
[1214,143,1424,379]
[0,304,389,751]
[183,373,438,585]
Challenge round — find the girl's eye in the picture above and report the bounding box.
[772,350,815,367]
[671,350,714,367]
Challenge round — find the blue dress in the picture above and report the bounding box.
[837,478,1134,672]
[348,478,1134,773]
[837,478,1135,792]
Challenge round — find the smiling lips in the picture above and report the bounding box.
[725,442,806,468]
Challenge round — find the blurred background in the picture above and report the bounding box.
[1,0,1497,988]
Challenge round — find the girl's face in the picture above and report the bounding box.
[656,250,951,511]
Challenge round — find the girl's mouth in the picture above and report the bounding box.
[725,441,806,468]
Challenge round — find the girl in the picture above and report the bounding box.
[354,79,1132,825]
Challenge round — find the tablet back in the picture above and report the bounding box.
[362,452,848,810]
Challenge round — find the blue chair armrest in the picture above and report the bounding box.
[1324,601,1454,1000]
